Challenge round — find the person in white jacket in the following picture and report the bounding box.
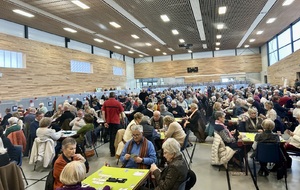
[36,117,62,142]
[69,109,86,131]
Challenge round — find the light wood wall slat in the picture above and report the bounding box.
[0,33,126,101]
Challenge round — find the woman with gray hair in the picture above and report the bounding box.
[148,138,188,190]
[163,116,186,146]
[5,117,21,137]
[245,108,263,133]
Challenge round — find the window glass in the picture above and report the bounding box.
[269,51,278,65]
[279,44,292,60]
[70,60,92,73]
[293,39,300,52]
[0,19,24,38]
[278,28,291,48]
[28,27,64,47]
[0,50,24,68]
[68,40,91,53]
[268,38,277,53]
[292,20,300,41]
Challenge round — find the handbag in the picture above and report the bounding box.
[85,148,95,158]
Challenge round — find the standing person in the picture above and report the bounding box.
[102,92,124,157]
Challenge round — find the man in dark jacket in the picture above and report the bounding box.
[0,108,12,130]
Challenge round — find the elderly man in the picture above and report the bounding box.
[168,100,185,118]
[142,102,154,118]
[150,111,164,130]
[177,96,188,110]
[120,125,156,169]
[57,104,75,129]
[160,104,173,117]
[69,109,86,131]
[38,103,48,114]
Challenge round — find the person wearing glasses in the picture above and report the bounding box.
[120,125,156,169]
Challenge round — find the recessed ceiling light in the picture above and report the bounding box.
[217,24,224,30]
[71,0,90,9]
[168,48,175,51]
[63,28,77,33]
[114,45,121,49]
[244,45,250,48]
[218,6,227,14]
[155,48,161,51]
[216,42,221,46]
[216,35,222,39]
[131,34,139,39]
[215,47,220,51]
[256,30,264,35]
[94,38,103,43]
[162,52,167,55]
[266,18,276,24]
[202,44,207,49]
[128,51,134,54]
[172,29,179,35]
[109,22,121,28]
[13,9,34,17]
[188,50,192,53]
[282,0,295,6]
[249,39,255,42]
[160,14,170,22]
[179,39,185,43]
[139,55,144,57]
[145,43,152,46]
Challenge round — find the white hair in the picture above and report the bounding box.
[131,125,143,133]
[162,138,181,156]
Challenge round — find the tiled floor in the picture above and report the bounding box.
[21,136,299,190]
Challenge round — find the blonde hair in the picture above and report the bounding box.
[261,119,275,131]
[213,102,222,111]
[39,117,52,128]
[163,115,175,126]
[247,108,257,115]
[59,161,86,185]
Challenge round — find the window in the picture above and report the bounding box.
[278,28,291,48]
[0,50,24,68]
[292,20,300,41]
[268,38,278,53]
[279,45,292,60]
[0,19,24,38]
[28,27,64,47]
[113,66,124,75]
[68,40,91,53]
[70,60,92,73]
[294,39,300,52]
[269,51,278,66]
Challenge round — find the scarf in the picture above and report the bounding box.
[125,137,148,169]
[215,120,233,138]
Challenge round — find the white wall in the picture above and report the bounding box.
[125,56,136,90]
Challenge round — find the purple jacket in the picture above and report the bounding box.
[56,183,96,190]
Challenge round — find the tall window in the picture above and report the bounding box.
[0,50,24,68]
[70,60,92,73]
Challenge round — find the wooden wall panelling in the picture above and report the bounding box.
[268,49,300,86]
[0,33,126,101]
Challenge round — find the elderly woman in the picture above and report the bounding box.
[5,117,22,137]
[163,116,186,147]
[148,138,188,190]
[252,119,280,176]
[57,161,96,190]
[245,108,263,133]
[184,103,206,142]
[260,101,277,121]
[53,137,86,190]
[76,114,94,145]
[69,109,86,131]
[36,117,62,141]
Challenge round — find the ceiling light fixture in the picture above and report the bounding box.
[131,34,139,39]
[63,27,77,33]
[71,0,90,9]
[128,51,134,54]
[155,48,161,51]
[215,47,220,51]
[190,0,206,41]
[244,45,250,48]
[218,6,227,14]
[172,29,179,35]
[160,14,170,22]
[249,39,255,42]
[179,39,185,43]
[139,55,144,57]
[162,52,167,55]
[114,45,121,49]
[216,42,221,46]
[145,43,152,46]
[168,48,175,51]
[216,35,222,39]
[266,18,276,24]
[202,44,207,49]
[13,9,34,17]
[94,38,103,43]
[109,22,121,28]
[282,0,295,6]
[217,24,224,30]
[188,50,192,53]
[256,30,264,35]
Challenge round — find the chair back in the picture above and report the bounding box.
[0,162,24,190]
[114,129,125,150]
[44,169,54,190]
[256,143,281,163]
[178,177,190,190]
[181,130,191,151]
[84,130,96,147]
[7,130,27,152]
[238,121,246,132]
[185,169,197,190]
[14,145,23,166]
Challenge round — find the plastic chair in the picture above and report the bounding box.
[181,130,193,168]
[84,130,98,157]
[14,145,28,185]
[251,143,287,190]
[178,177,190,190]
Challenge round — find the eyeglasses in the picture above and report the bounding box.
[132,133,141,137]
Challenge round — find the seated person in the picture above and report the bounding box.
[252,119,280,176]
[160,104,173,117]
[36,117,62,142]
[69,109,86,131]
[139,116,160,143]
[150,111,164,130]
[245,108,263,133]
[168,100,185,118]
[5,117,22,137]
[51,104,63,121]
[163,116,186,147]
[76,114,94,145]
[56,104,75,129]
[146,138,188,190]
[0,134,10,167]
[53,137,86,190]
[0,126,18,164]
[120,125,156,169]
[142,102,154,118]
[57,161,96,190]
